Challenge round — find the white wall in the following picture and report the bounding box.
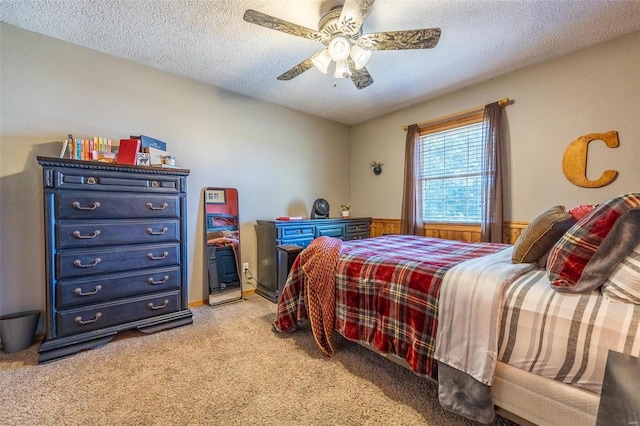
[350,31,640,222]
[0,23,350,317]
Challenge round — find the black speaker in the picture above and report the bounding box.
[310,198,330,219]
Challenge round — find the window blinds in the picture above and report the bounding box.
[419,121,484,223]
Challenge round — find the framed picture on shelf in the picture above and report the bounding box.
[136,152,150,166]
[205,189,226,204]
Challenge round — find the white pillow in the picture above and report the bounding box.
[602,241,640,304]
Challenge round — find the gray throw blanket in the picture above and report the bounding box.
[437,362,495,423]
[434,248,535,424]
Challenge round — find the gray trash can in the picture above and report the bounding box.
[0,310,40,354]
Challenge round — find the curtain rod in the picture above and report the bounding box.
[402,98,511,131]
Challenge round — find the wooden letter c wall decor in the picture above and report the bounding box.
[562,130,619,188]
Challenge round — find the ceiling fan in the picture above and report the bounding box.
[243,0,441,89]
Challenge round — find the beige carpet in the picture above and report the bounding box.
[0,295,516,425]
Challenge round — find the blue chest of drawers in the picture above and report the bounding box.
[37,157,192,363]
[255,217,371,302]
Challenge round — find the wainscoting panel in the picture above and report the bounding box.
[370,218,402,238]
[503,221,528,245]
[370,219,527,245]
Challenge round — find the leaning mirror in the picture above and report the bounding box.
[203,187,242,306]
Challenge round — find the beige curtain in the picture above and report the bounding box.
[480,102,506,243]
[400,124,423,235]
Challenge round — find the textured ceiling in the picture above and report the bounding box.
[2,0,640,125]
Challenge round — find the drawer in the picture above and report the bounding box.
[57,219,180,248]
[316,224,345,239]
[279,225,315,241]
[56,292,180,337]
[346,222,370,234]
[276,237,313,249]
[345,231,369,241]
[57,243,180,278]
[56,267,181,308]
[57,192,180,219]
[52,167,183,193]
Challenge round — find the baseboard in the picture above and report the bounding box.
[190,288,256,308]
[242,288,256,298]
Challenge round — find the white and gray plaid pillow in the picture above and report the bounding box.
[602,241,640,304]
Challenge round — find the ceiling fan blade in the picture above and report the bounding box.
[277,58,314,81]
[339,0,375,36]
[350,67,374,90]
[357,28,441,50]
[347,58,373,90]
[243,9,328,44]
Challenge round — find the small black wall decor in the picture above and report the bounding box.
[370,161,383,175]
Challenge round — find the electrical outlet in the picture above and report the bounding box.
[243,262,249,273]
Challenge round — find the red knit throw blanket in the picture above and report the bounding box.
[276,236,342,356]
[302,236,342,355]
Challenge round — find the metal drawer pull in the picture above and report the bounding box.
[73,257,101,268]
[146,202,168,210]
[147,251,169,260]
[147,275,170,285]
[72,201,101,210]
[146,227,168,235]
[148,299,169,310]
[74,312,102,325]
[74,284,103,296]
[72,230,101,239]
[86,177,97,185]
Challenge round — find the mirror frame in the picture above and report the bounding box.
[203,187,242,306]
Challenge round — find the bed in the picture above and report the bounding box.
[272,193,640,425]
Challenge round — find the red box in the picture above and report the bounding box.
[116,139,141,165]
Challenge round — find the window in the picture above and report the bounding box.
[418,111,484,223]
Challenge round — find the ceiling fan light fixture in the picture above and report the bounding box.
[311,49,331,74]
[350,45,371,70]
[328,36,351,62]
[244,2,441,89]
[333,59,351,79]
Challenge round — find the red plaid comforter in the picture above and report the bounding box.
[274,234,506,379]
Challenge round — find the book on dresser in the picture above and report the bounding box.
[116,138,141,165]
[36,156,192,363]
